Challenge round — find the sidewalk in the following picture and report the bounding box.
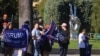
[49,54,100,56]
[51,49,100,54]
[0,54,100,56]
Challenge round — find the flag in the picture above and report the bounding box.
[21,22,30,51]
[43,20,65,41]
[3,21,30,48]
[3,29,27,48]
[56,31,65,42]
[40,20,57,44]
[85,37,91,56]
[44,20,56,36]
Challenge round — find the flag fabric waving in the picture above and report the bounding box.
[43,20,65,41]
[44,20,56,36]
[40,20,58,44]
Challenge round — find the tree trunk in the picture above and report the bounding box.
[18,0,31,28]
[18,0,33,54]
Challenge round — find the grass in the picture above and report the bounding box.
[53,39,100,49]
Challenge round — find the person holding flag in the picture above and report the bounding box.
[40,19,59,56]
[78,28,91,56]
[83,29,92,56]
[4,22,13,56]
[39,24,50,56]
[12,21,30,56]
[0,13,11,53]
[21,21,30,56]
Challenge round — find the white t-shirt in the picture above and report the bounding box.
[78,33,86,48]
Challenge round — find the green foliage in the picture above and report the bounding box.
[77,1,92,32]
[0,0,99,33]
[43,0,67,24]
[37,0,68,16]
[0,0,18,28]
[91,0,100,33]
[37,0,47,17]
[0,0,18,17]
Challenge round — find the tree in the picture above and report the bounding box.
[37,0,47,17]
[57,1,70,29]
[91,0,100,33]
[0,0,18,17]
[77,0,92,32]
[18,0,31,28]
[0,0,18,28]
[18,0,33,54]
[43,0,69,24]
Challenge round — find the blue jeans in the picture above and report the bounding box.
[33,40,40,56]
[60,45,68,56]
[0,39,4,53]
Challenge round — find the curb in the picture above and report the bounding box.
[50,49,100,55]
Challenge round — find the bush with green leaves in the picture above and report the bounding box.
[43,0,69,24]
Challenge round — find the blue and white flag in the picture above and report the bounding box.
[44,20,65,41]
[40,20,58,44]
[44,20,56,36]
[21,22,30,51]
[3,29,27,48]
